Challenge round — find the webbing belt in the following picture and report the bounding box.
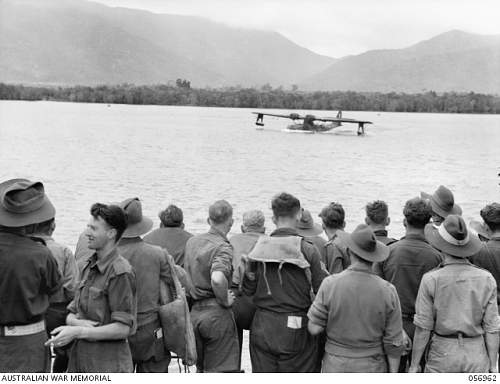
[0,320,45,337]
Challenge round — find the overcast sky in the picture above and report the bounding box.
[94,0,500,58]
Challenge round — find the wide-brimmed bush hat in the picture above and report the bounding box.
[296,209,323,237]
[120,197,153,238]
[345,224,389,263]
[0,178,55,227]
[421,185,462,218]
[428,215,481,258]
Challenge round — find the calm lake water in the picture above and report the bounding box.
[1,100,499,249]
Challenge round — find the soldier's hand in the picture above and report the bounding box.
[45,326,83,347]
[402,329,412,354]
[490,366,499,373]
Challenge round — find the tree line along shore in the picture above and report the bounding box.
[1,82,500,114]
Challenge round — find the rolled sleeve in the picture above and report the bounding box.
[307,279,329,328]
[210,243,233,281]
[383,285,405,357]
[108,272,136,329]
[483,276,500,333]
[413,274,435,331]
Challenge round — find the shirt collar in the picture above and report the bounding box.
[208,227,229,241]
[118,236,142,245]
[403,233,427,242]
[347,265,376,275]
[373,229,388,237]
[242,231,264,238]
[328,229,346,241]
[442,258,472,267]
[90,247,119,274]
[270,227,300,237]
[37,234,54,243]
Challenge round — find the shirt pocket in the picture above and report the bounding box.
[87,286,107,324]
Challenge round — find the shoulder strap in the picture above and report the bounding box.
[160,252,183,304]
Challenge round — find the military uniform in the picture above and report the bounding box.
[414,260,500,372]
[0,231,61,373]
[308,266,405,372]
[67,248,136,373]
[118,238,172,372]
[242,228,327,372]
[185,227,239,372]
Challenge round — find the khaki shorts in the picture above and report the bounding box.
[425,334,489,373]
[322,352,387,373]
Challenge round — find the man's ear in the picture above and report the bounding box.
[386,217,391,226]
[108,228,118,242]
[403,218,408,228]
[342,221,346,230]
[364,217,369,225]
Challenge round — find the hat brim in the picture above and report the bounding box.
[296,223,323,237]
[427,224,482,258]
[421,190,462,218]
[430,199,462,218]
[345,236,389,263]
[121,217,153,238]
[0,179,56,227]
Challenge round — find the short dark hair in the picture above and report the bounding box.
[208,200,233,224]
[481,203,500,232]
[271,192,301,218]
[365,200,388,224]
[159,204,184,227]
[34,218,55,235]
[319,202,345,229]
[90,203,128,242]
[403,197,432,229]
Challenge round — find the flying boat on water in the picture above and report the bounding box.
[252,111,372,135]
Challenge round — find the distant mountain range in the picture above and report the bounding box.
[1,0,499,94]
[302,30,500,94]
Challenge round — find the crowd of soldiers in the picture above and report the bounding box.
[1,178,500,373]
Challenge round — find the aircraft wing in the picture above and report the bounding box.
[252,112,304,120]
[317,117,373,124]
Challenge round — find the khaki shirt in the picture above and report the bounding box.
[184,227,233,300]
[324,230,350,274]
[68,248,137,332]
[229,232,264,286]
[414,260,500,336]
[118,237,173,326]
[308,266,404,358]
